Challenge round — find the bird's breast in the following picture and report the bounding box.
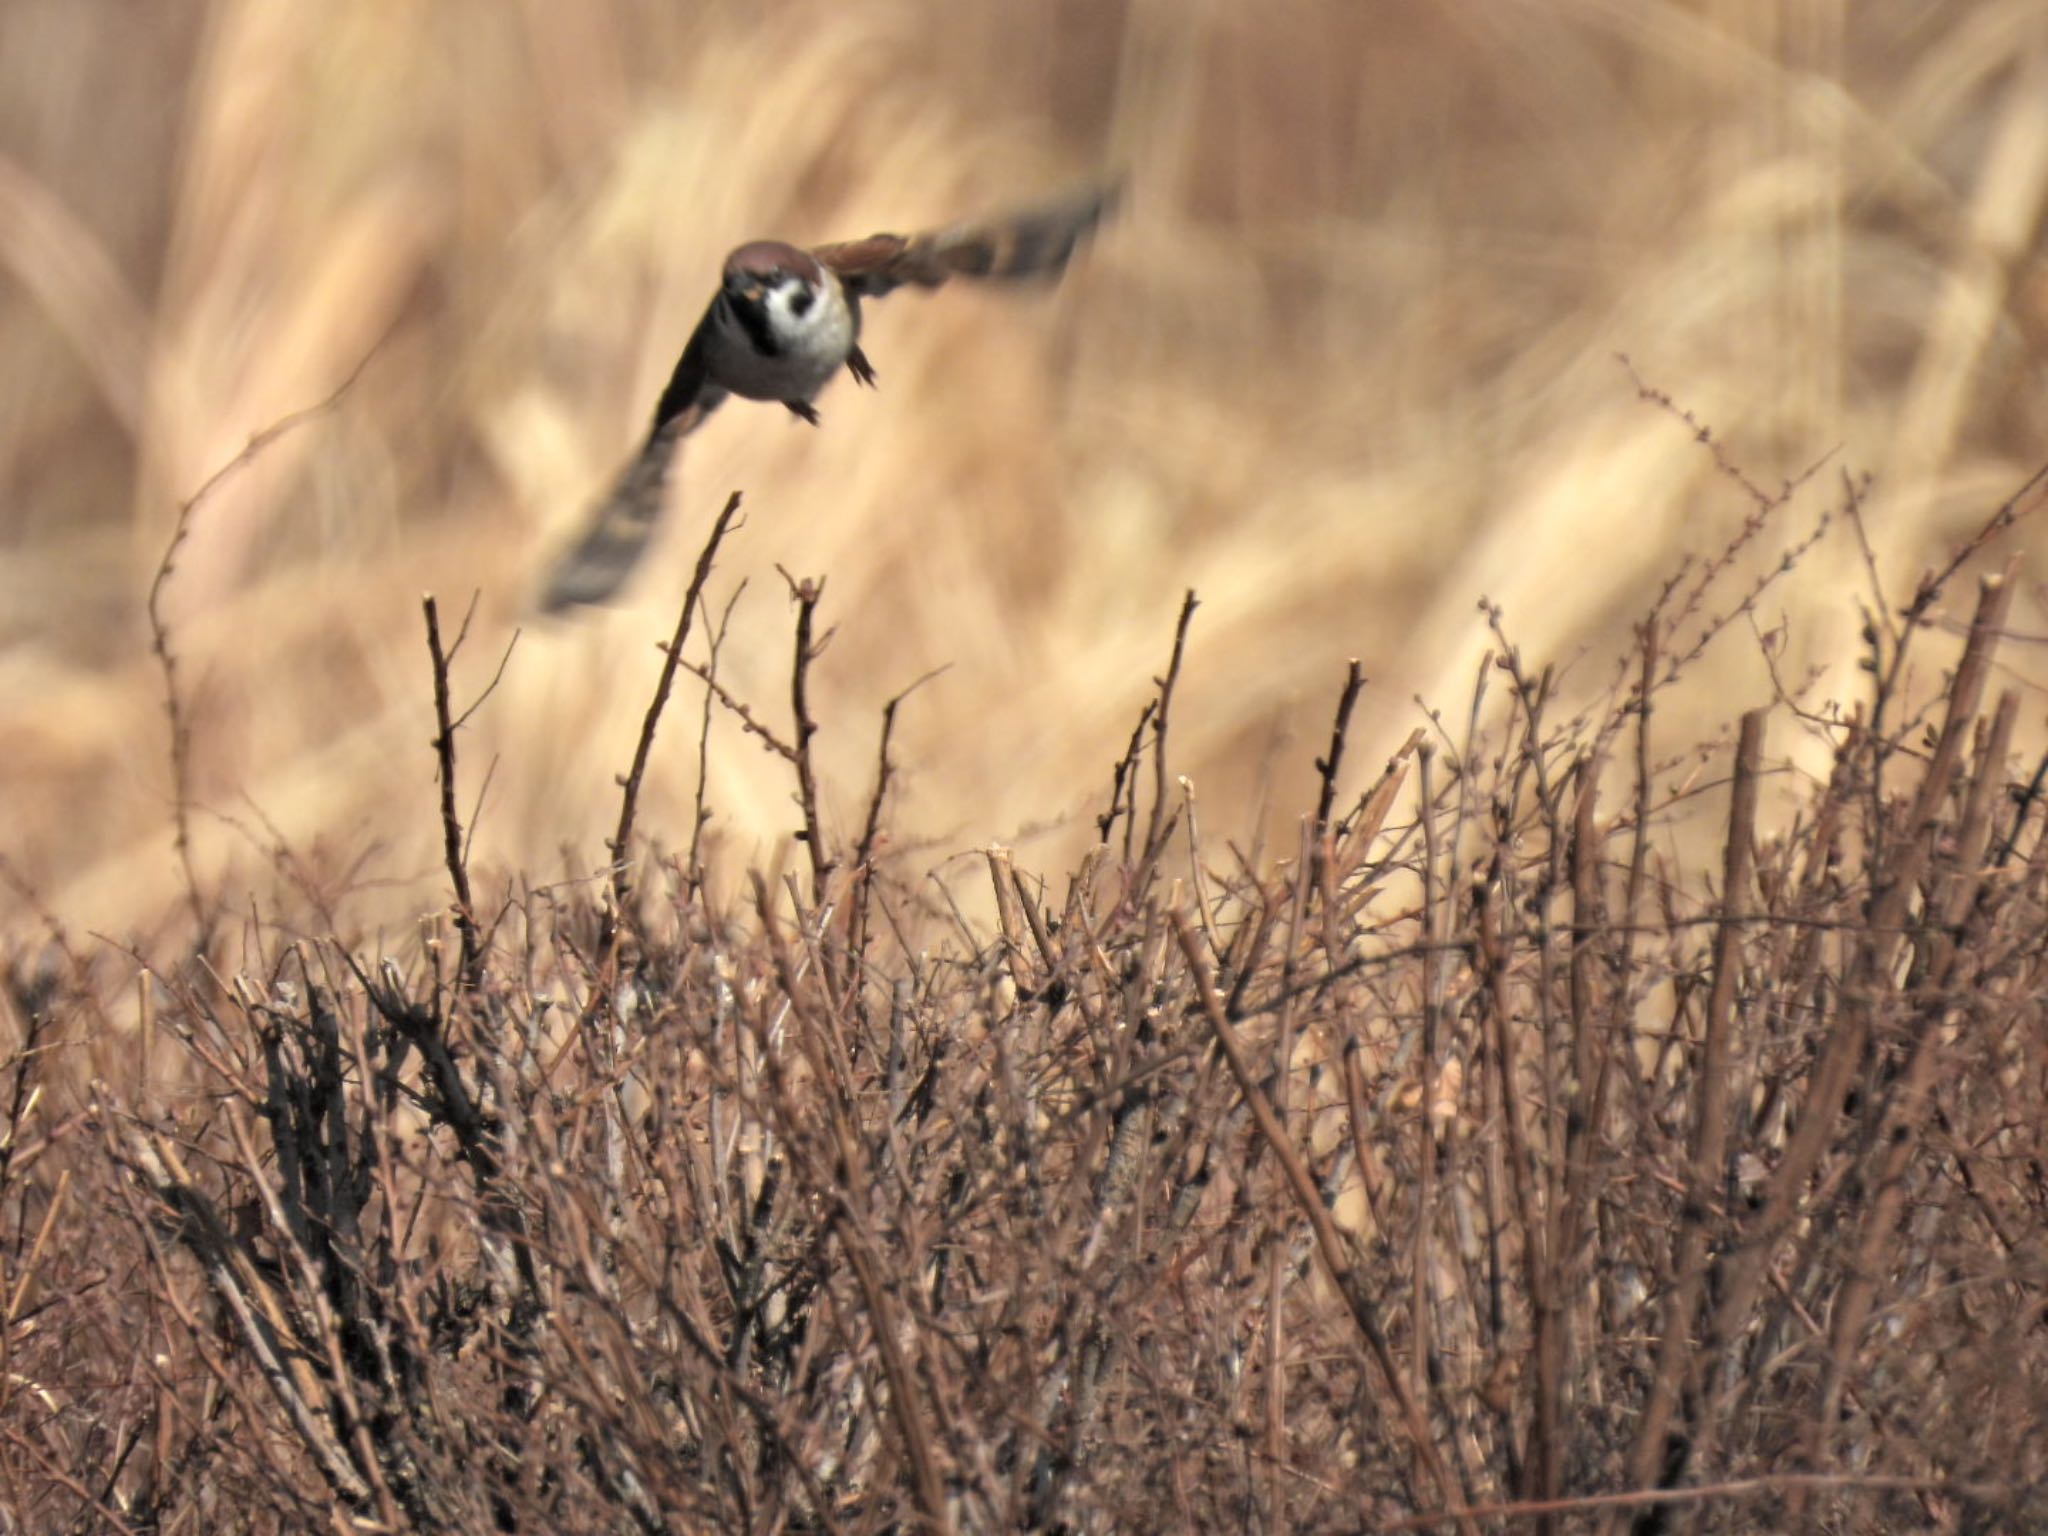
[710,280,855,404]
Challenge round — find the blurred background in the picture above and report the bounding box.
[3,0,2046,942]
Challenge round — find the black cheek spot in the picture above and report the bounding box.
[789,286,814,317]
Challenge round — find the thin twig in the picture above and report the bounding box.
[422,596,484,992]
[1171,912,1476,1536]
[683,664,797,759]
[1099,702,1155,852]
[1617,708,1763,1519]
[846,666,950,995]
[145,340,384,944]
[1376,1471,2004,1531]
[1311,659,1367,898]
[1143,590,1200,865]
[779,569,834,906]
[610,490,746,918]
[687,581,748,886]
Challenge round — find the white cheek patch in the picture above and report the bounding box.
[716,276,855,402]
[769,285,822,334]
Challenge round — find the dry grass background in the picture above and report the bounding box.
[3,0,2047,944]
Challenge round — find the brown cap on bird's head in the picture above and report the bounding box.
[723,241,823,288]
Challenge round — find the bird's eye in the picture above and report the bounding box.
[787,285,814,317]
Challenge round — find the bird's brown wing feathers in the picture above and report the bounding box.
[538,310,728,612]
[814,181,1118,301]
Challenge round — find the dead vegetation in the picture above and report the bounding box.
[8,5,2048,1531]
[8,1,2048,936]
[4,440,2047,1533]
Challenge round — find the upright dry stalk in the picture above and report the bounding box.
[1687,568,2014,1489]
[1171,913,1478,1535]
[1142,591,1200,867]
[1413,740,1442,1419]
[844,667,945,999]
[610,489,745,919]
[1475,855,1561,1525]
[1558,750,1607,1276]
[1806,678,2022,1468]
[422,595,484,992]
[1311,660,1367,866]
[1616,709,1764,1524]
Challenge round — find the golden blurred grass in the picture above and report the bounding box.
[3,0,2047,942]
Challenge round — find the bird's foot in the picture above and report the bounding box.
[784,399,822,426]
[847,346,878,388]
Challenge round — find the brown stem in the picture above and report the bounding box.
[1142,590,1200,867]
[611,489,746,919]
[422,595,484,993]
[780,569,834,907]
[1617,708,1764,1519]
[1171,912,1476,1535]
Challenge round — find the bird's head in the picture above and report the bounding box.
[721,241,827,333]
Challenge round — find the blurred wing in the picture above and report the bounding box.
[538,313,728,612]
[814,180,1119,301]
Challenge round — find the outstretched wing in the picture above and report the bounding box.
[813,180,1118,301]
[537,312,729,612]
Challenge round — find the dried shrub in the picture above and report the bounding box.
[6,452,2048,1534]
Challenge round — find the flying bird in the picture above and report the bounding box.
[538,182,1118,611]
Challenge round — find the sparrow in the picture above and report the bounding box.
[538,181,1118,611]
